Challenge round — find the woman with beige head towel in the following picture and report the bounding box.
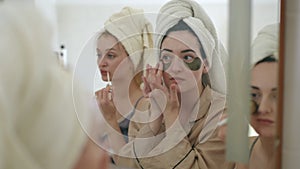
[94,6,155,168]
[128,0,234,168]
[0,4,108,169]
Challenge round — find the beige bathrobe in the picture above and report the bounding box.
[114,87,234,169]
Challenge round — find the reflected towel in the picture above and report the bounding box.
[252,23,279,66]
[102,7,155,72]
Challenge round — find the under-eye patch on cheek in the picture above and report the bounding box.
[184,57,202,71]
[162,57,202,71]
[162,62,171,71]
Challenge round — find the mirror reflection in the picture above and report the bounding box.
[0,0,281,169]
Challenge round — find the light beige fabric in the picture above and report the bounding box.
[0,4,90,169]
[114,87,234,169]
[99,7,155,72]
[155,0,227,94]
[251,23,279,66]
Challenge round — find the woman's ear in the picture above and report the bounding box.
[202,59,209,73]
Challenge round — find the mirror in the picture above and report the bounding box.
[54,0,281,168]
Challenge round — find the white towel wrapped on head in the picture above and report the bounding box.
[155,0,227,94]
[251,23,279,67]
[0,4,91,169]
[100,7,154,72]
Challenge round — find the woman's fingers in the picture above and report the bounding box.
[149,89,167,114]
[95,89,105,101]
[169,84,179,110]
[105,85,112,100]
[95,90,101,99]
[151,81,167,94]
[156,61,163,78]
[142,76,151,97]
[102,87,109,101]
[147,63,163,90]
[145,64,151,78]
[96,87,112,105]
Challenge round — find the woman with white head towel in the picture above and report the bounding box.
[131,0,234,168]
[0,4,108,169]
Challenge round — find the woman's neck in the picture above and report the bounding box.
[259,136,276,157]
[178,84,205,121]
[250,136,276,169]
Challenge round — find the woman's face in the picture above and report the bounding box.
[250,62,278,138]
[160,30,206,92]
[97,34,128,82]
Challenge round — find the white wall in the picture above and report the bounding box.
[55,0,279,92]
[54,1,280,140]
[55,2,229,92]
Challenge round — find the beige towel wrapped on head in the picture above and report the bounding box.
[101,7,154,72]
[251,23,279,67]
[155,0,227,94]
[0,4,91,169]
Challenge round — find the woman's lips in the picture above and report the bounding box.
[257,118,274,125]
[100,70,108,76]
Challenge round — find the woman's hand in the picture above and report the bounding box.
[148,89,165,135]
[163,84,180,128]
[95,85,117,123]
[149,84,180,131]
[142,63,165,134]
[142,62,180,131]
[142,63,165,97]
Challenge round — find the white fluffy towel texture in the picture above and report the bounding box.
[155,0,227,94]
[101,7,154,72]
[0,4,90,169]
[251,23,279,66]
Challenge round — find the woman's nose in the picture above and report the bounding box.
[169,57,185,73]
[98,57,108,68]
[257,96,273,115]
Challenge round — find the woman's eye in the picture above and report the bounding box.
[251,92,261,101]
[161,55,172,64]
[270,92,278,100]
[97,53,102,59]
[183,55,194,63]
[107,54,115,59]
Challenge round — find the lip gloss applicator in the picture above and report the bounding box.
[107,72,112,93]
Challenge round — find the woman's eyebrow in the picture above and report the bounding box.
[251,86,260,90]
[106,48,117,52]
[96,47,117,53]
[161,49,173,53]
[181,49,196,53]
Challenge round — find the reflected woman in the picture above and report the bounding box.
[94,6,154,167]
[218,23,279,169]
[245,23,279,169]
